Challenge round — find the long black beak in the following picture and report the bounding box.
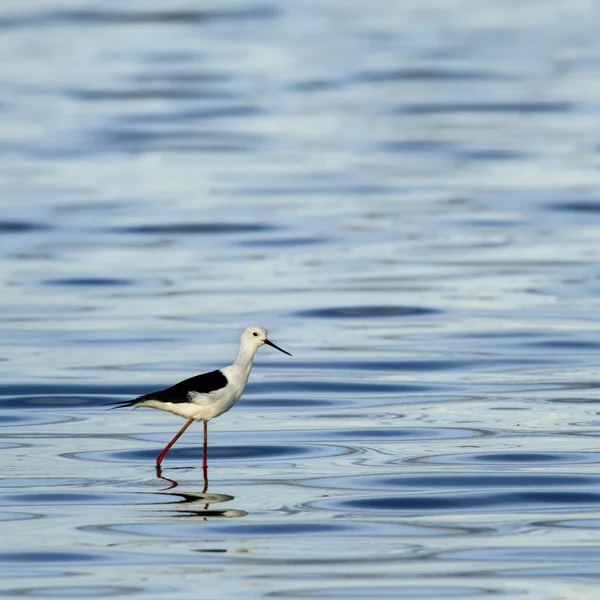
[264,338,292,356]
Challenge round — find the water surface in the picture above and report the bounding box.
[2,1,600,598]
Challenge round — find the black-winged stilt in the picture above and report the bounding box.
[110,326,291,471]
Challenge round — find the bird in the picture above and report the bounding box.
[109,326,291,471]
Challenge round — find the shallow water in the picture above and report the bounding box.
[2,1,600,598]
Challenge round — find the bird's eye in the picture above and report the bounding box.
[253,332,258,337]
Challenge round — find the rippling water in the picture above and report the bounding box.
[2,1,600,598]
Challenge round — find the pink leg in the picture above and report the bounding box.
[156,418,194,468]
[203,420,208,470]
[202,466,208,494]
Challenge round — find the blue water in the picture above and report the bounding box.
[2,1,600,598]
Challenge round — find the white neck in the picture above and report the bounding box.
[234,339,259,372]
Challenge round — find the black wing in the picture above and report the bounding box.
[106,370,228,409]
[149,370,229,403]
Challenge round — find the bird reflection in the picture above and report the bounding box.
[156,463,208,492]
[155,466,247,519]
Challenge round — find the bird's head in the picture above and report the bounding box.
[242,326,291,356]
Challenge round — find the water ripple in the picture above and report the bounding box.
[115,222,273,235]
[297,306,439,319]
[250,380,433,395]
[65,443,349,464]
[85,518,480,540]
[42,277,133,287]
[277,586,490,598]
[324,427,479,441]
[414,452,600,465]
[305,472,600,491]
[0,492,156,506]
[442,546,600,562]
[315,490,600,514]
[0,511,39,523]
[549,201,600,214]
[98,128,265,153]
[396,101,574,115]
[0,6,277,29]
[1,586,145,598]
[0,221,51,233]
[0,413,72,427]
[358,67,508,83]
